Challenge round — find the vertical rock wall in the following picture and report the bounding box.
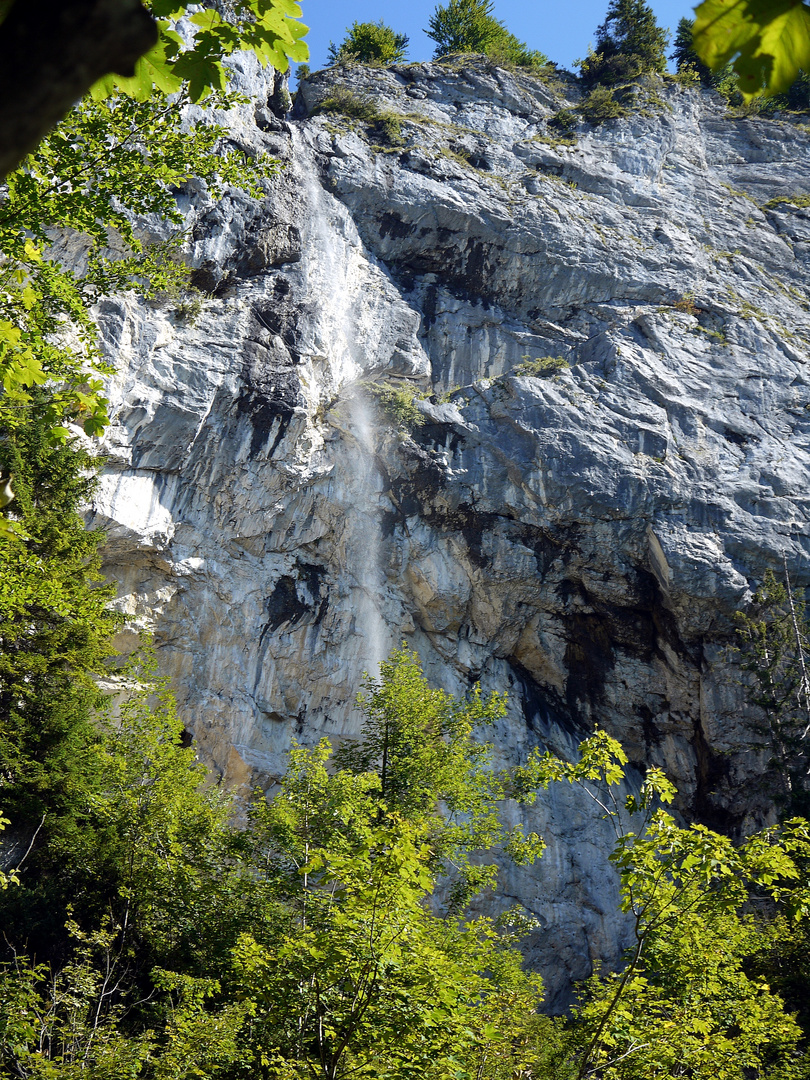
[89,57,810,1006]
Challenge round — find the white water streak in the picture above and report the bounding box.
[292,129,391,678]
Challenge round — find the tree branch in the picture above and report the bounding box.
[0,0,157,178]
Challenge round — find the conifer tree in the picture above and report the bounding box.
[671,16,713,83]
[0,408,119,832]
[581,0,669,86]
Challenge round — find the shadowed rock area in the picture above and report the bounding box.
[88,56,810,1008]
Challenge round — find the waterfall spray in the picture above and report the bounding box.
[291,128,392,679]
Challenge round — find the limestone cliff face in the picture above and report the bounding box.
[89,56,810,1006]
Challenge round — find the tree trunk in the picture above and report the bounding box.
[0,0,157,178]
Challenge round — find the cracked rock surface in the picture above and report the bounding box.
[89,56,810,1008]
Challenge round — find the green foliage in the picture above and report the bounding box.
[548,108,579,136]
[334,646,544,907]
[519,728,810,1080]
[426,0,549,69]
[580,0,669,86]
[572,912,805,1080]
[327,20,409,65]
[2,630,810,1079]
[314,84,381,121]
[230,650,547,1078]
[763,193,810,210]
[671,16,715,83]
[313,87,405,143]
[0,91,279,452]
[0,816,18,891]
[236,790,539,1080]
[693,0,810,100]
[0,645,550,1079]
[364,381,429,430]
[674,18,810,111]
[0,0,292,512]
[514,355,571,376]
[0,646,256,1075]
[577,84,631,124]
[0,410,119,833]
[92,0,309,104]
[172,288,206,326]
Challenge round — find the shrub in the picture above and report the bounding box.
[314,85,380,122]
[577,84,629,124]
[313,86,404,144]
[548,107,577,134]
[173,290,204,325]
[365,381,427,429]
[327,20,409,65]
[672,64,701,88]
[671,292,699,316]
[514,356,570,377]
[375,112,404,143]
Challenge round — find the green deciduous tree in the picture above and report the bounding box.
[0,649,254,1076]
[520,729,810,1080]
[693,0,810,100]
[327,21,409,65]
[0,90,279,454]
[580,0,668,86]
[426,0,548,70]
[334,647,544,908]
[3,641,810,1079]
[229,651,549,1080]
[0,648,551,1080]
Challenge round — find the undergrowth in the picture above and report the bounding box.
[514,356,570,377]
[364,381,427,429]
[313,85,405,144]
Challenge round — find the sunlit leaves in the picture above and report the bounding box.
[91,0,310,104]
[0,90,279,453]
[693,0,810,98]
[235,687,549,1080]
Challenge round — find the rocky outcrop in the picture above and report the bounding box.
[89,55,810,1007]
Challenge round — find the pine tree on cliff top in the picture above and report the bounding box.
[671,16,713,83]
[582,0,669,85]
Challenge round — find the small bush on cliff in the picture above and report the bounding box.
[327,20,409,65]
[426,0,548,70]
[364,380,428,430]
[313,86,404,143]
[577,84,630,124]
[514,355,570,376]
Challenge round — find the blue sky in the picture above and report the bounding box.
[293,0,695,73]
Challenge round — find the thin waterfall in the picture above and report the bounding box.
[291,127,392,680]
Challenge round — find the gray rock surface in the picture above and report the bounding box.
[88,56,810,1008]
